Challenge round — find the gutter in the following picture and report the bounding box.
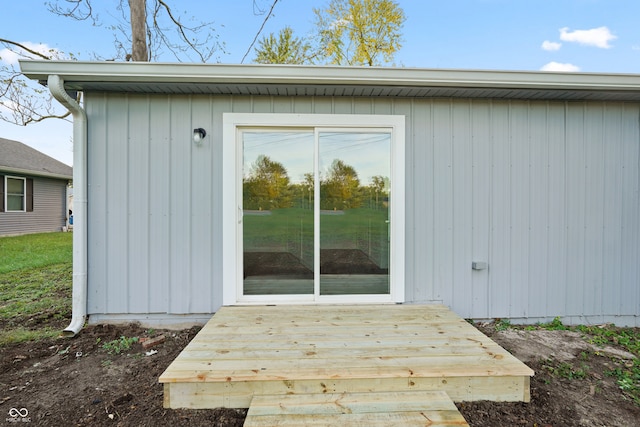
[21,60,640,93]
[47,75,87,337]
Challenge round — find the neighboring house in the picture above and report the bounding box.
[20,61,640,329]
[0,137,72,236]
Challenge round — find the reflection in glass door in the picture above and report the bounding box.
[242,131,314,295]
[318,132,390,295]
[241,129,391,298]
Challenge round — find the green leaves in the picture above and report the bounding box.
[254,0,406,66]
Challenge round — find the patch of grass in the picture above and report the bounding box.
[544,360,589,380]
[0,232,72,273]
[542,316,570,331]
[102,336,139,355]
[574,324,640,405]
[494,319,511,331]
[491,315,640,406]
[0,326,61,346]
[0,233,72,346]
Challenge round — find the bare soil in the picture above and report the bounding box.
[1,319,638,426]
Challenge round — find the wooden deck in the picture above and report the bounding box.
[159,304,534,410]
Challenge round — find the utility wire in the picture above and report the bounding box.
[241,0,279,64]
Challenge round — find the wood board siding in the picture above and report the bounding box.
[0,176,68,236]
[85,93,640,325]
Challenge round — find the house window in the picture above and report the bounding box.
[6,176,26,212]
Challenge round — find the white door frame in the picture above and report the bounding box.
[222,113,405,305]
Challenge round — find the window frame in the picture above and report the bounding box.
[5,176,26,212]
[222,113,405,306]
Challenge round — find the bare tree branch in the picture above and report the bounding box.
[242,0,279,64]
[0,39,53,60]
[46,0,98,23]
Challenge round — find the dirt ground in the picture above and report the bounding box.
[1,318,638,427]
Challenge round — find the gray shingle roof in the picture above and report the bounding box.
[0,137,72,179]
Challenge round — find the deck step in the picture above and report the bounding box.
[243,390,470,426]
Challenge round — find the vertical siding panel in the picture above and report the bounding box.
[169,96,192,313]
[231,96,253,113]
[189,97,214,313]
[148,96,171,313]
[509,102,530,318]
[293,97,313,114]
[489,101,511,317]
[353,98,372,114]
[312,97,333,114]
[620,104,640,317]
[583,104,605,317]
[272,97,293,113]
[432,100,454,303]
[127,95,151,313]
[527,103,549,317]
[411,100,434,302]
[601,104,623,317]
[546,102,568,316]
[373,99,392,115]
[334,98,355,114]
[565,103,586,316]
[451,101,473,314]
[87,94,108,314]
[105,94,130,313]
[470,100,491,318]
[211,95,233,308]
[253,96,272,113]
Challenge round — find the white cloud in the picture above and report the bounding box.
[559,26,617,49]
[541,40,562,51]
[0,42,64,65]
[540,62,581,72]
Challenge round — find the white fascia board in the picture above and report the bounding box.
[19,60,640,92]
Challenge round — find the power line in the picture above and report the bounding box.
[241,0,279,64]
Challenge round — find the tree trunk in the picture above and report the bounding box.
[129,0,148,61]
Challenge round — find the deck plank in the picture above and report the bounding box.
[244,391,470,426]
[160,304,534,409]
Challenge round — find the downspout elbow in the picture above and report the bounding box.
[47,75,88,337]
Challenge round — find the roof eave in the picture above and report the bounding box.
[19,60,640,96]
[1,166,72,181]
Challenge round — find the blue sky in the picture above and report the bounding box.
[2,0,640,166]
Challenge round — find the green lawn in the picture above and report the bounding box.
[0,232,72,346]
[243,207,390,267]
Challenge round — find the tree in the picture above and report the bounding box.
[369,175,388,208]
[244,155,293,210]
[321,159,362,210]
[254,27,312,64]
[313,0,405,66]
[1,0,225,125]
[45,0,223,62]
[0,40,73,124]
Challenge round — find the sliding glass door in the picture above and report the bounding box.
[318,131,390,296]
[242,131,315,295]
[241,129,391,299]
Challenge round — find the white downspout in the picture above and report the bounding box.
[48,75,88,337]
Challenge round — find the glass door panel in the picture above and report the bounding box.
[318,132,391,295]
[242,131,314,295]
